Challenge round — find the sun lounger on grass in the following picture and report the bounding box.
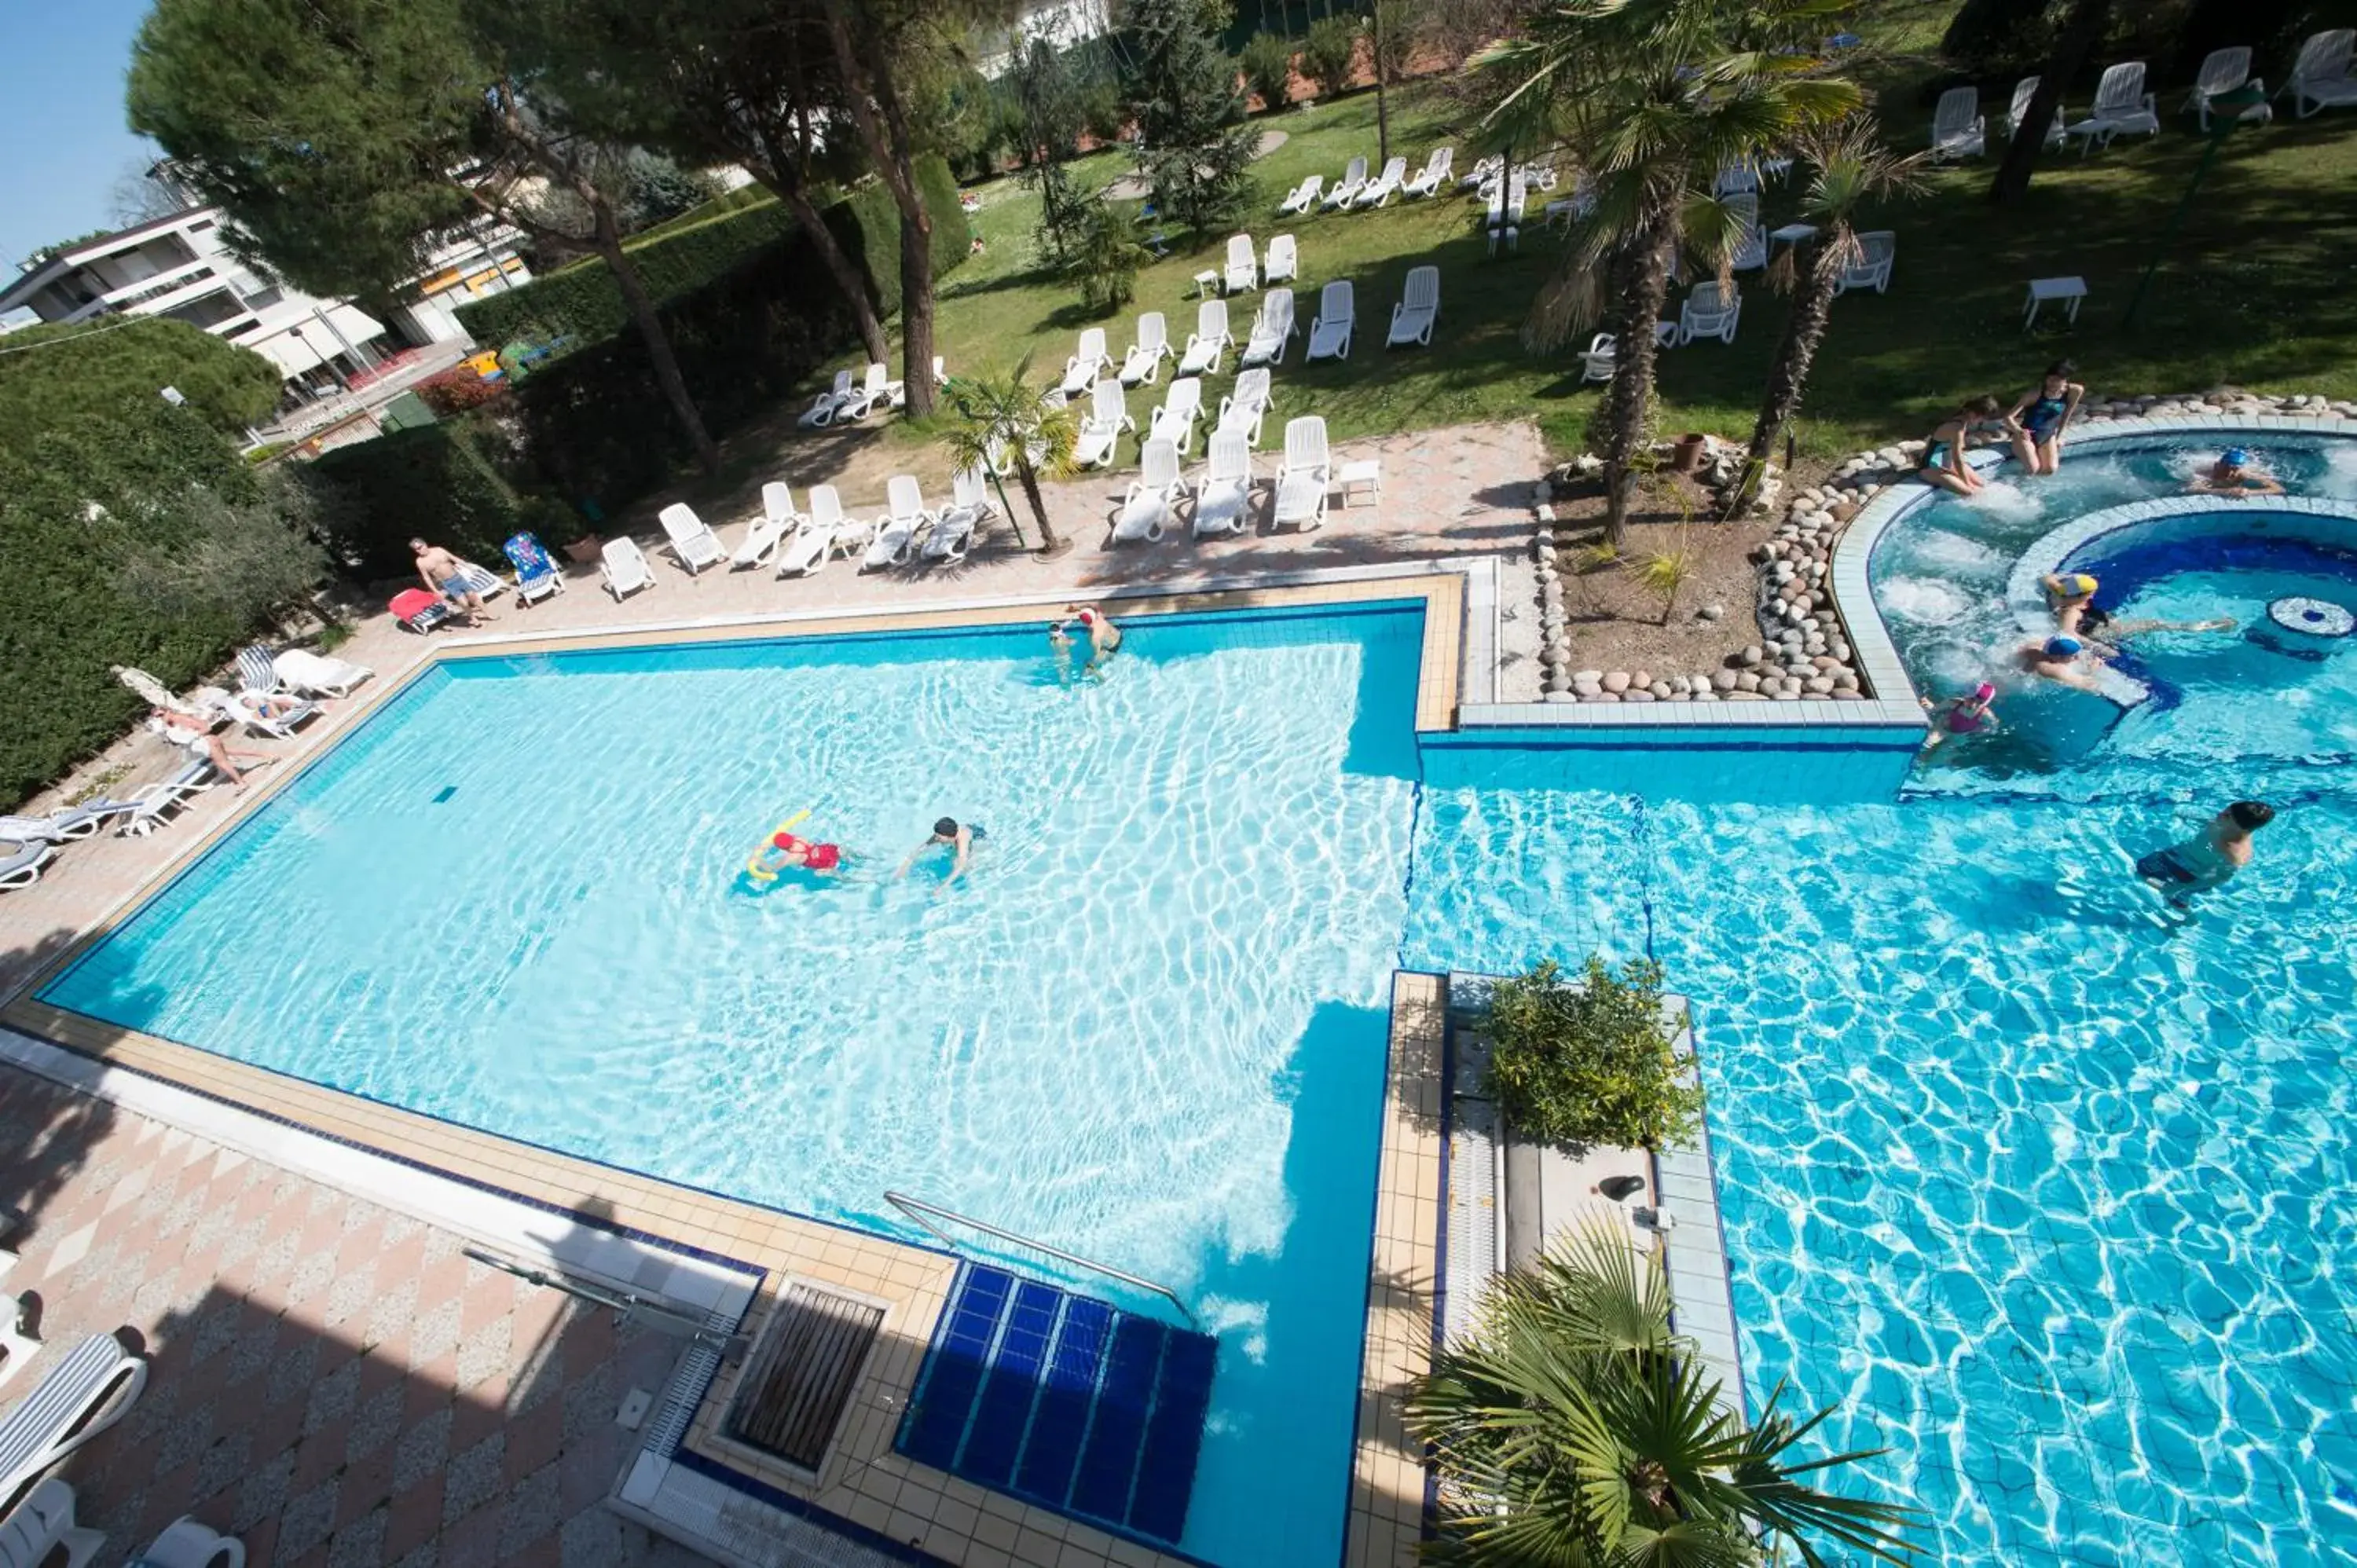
[1061,328,1113,397]
[1322,157,1368,209]
[1930,86,1984,159]
[2284,29,2357,118]
[1176,299,1233,378]
[1387,266,1439,347]
[1117,313,1171,387]
[1217,368,1274,447]
[1307,281,1354,361]
[1277,175,1323,216]
[797,370,854,429]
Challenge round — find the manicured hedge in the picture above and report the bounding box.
[308,418,568,579]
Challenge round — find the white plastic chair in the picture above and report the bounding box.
[862,476,936,570]
[1460,153,1502,191]
[1277,174,1324,215]
[777,485,858,577]
[1113,438,1188,544]
[1838,232,1897,295]
[1263,236,1299,287]
[796,369,853,429]
[1222,233,1258,294]
[1930,86,1985,160]
[0,1333,146,1516]
[2183,48,2266,129]
[1322,156,1369,209]
[733,483,801,568]
[1712,162,1761,197]
[1176,299,1233,378]
[1061,328,1113,397]
[1075,379,1135,469]
[658,504,725,575]
[2007,77,2066,150]
[1356,156,1409,208]
[1118,313,1171,387]
[1192,430,1255,538]
[924,466,992,562]
[1307,280,1354,362]
[2284,29,2357,118]
[1402,146,1453,199]
[1241,288,1296,368]
[0,1479,104,1568]
[137,1517,247,1568]
[2067,62,2160,152]
[1725,193,1765,272]
[838,361,905,419]
[272,648,372,698]
[1272,416,1330,532]
[1678,280,1741,345]
[1149,378,1205,456]
[1387,266,1439,348]
[599,537,654,600]
[1216,368,1275,447]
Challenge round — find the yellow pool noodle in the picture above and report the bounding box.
[746,808,813,881]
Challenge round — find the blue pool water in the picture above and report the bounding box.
[45,427,2357,1566]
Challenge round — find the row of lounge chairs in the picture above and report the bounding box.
[1274,146,1455,217]
[795,357,953,430]
[1113,415,1349,542]
[599,473,1002,599]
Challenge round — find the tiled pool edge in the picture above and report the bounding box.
[1829,413,2357,716]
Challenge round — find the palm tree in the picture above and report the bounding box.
[1472,0,1860,546]
[937,357,1080,559]
[1409,1221,1921,1565]
[1727,119,1923,518]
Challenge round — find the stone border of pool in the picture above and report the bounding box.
[1,573,1475,1568]
[1827,412,2357,715]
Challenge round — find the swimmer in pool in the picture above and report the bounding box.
[2018,633,2106,694]
[2042,572,2100,631]
[2135,800,2272,907]
[755,828,847,878]
[2188,448,2285,498]
[1918,680,2000,749]
[896,816,985,887]
[1051,605,1122,671]
[2077,603,2235,654]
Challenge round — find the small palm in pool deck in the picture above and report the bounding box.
[938,355,1080,559]
[1409,1218,1923,1565]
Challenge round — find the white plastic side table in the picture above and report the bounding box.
[2023,276,2087,330]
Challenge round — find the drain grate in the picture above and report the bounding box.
[723,1282,885,1471]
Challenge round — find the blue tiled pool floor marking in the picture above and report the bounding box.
[895,1264,1219,1549]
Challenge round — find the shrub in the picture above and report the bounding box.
[1240,32,1296,111]
[1938,0,2059,84]
[456,198,796,347]
[412,368,508,418]
[1065,205,1151,315]
[0,317,280,447]
[1479,957,1703,1151]
[1301,16,1362,97]
[307,418,552,576]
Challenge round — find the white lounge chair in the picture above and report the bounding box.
[734,482,802,569]
[1192,430,1254,538]
[1117,313,1172,387]
[778,486,860,577]
[797,369,854,429]
[1222,233,1258,295]
[0,841,47,893]
[838,362,905,419]
[1075,379,1135,469]
[1216,367,1275,447]
[1149,378,1205,456]
[2181,48,2264,128]
[1356,156,1409,208]
[0,1332,146,1516]
[600,537,655,600]
[211,689,318,740]
[1061,328,1113,397]
[1387,266,1439,348]
[1402,146,1453,199]
[0,800,141,845]
[1241,288,1296,368]
[269,648,370,698]
[2066,62,2160,152]
[1838,231,1897,295]
[1176,299,1233,378]
[1272,416,1330,532]
[1930,86,1985,160]
[2006,77,2066,150]
[924,466,993,563]
[233,645,280,696]
[116,757,212,838]
[1322,156,1369,209]
[1725,193,1765,272]
[658,504,726,575]
[1460,153,1502,192]
[450,562,507,605]
[1113,438,1188,544]
[0,1479,104,1568]
[1277,174,1324,216]
[863,475,935,570]
[1679,280,1741,344]
[2282,29,2357,119]
[1263,233,1299,286]
[138,1518,247,1568]
[1307,280,1354,361]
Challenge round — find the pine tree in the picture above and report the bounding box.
[1126,0,1257,234]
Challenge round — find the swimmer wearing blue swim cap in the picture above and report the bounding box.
[2019,631,2103,694]
[2192,447,2284,498]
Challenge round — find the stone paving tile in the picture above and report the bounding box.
[0,1068,702,1567]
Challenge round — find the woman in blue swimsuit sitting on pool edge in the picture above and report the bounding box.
[2007,360,2084,475]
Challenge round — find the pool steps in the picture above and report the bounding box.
[896,1262,1218,1549]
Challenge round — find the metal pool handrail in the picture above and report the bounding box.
[882,1190,1199,1327]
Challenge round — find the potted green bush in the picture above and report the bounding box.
[1479,957,1703,1151]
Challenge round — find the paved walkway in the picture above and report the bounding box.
[1,419,1541,995]
[0,1068,705,1568]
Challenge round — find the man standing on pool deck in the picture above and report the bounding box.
[2136,801,2273,906]
[896,817,984,886]
[412,537,489,625]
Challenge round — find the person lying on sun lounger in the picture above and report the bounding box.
[149,710,274,790]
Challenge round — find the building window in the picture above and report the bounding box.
[243,286,283,310]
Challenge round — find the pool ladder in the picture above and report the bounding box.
[882,1191,1198,1328]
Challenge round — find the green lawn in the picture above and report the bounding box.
[868,25,2357,470]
